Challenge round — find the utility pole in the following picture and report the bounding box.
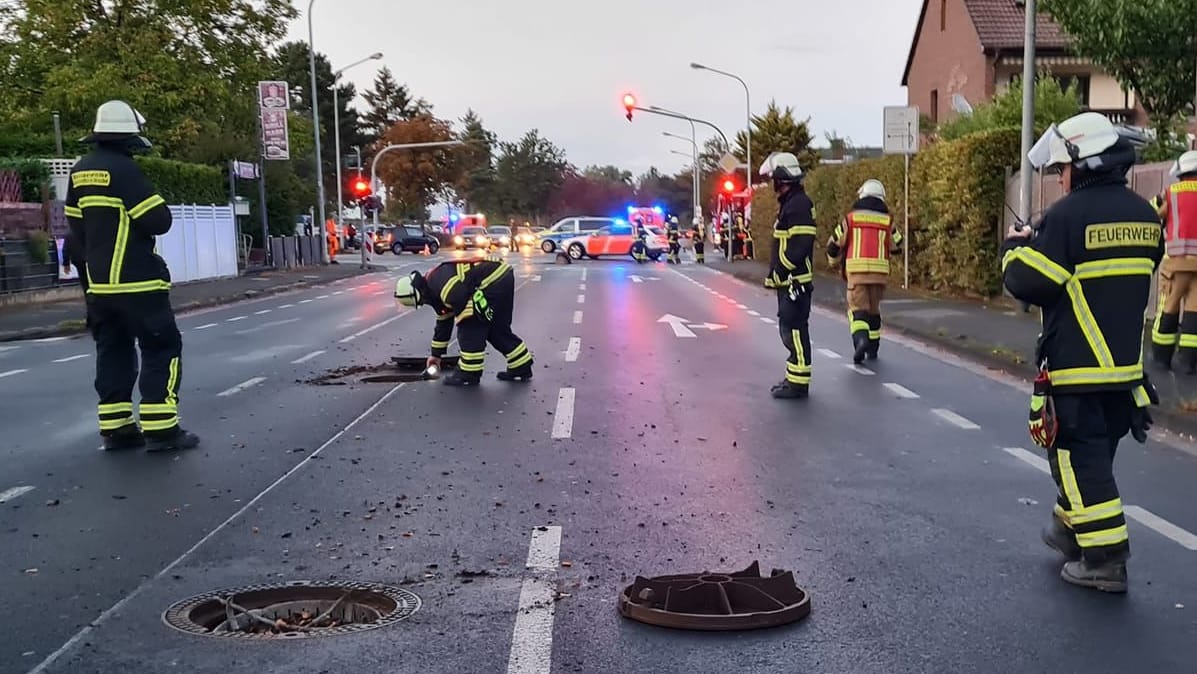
[1017,0,1038,228]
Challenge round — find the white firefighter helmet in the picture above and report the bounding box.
[393,272,422,308]
[1171,150,1197,179]
[758,151,803,183]
[86,100,150,146]
[858,179,886,201]
[1027,111,1141,173]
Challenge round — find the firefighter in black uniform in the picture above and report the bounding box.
[692,218,706,264]
[761,152,816,399]
[629,215,649,263]
[65,101,199,452]
[393,255,534,386]
[1003,112,1161,593]
[666,215,681,264]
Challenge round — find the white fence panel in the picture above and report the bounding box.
[157,204,238,283]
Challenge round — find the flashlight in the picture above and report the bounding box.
[424,365,440,379]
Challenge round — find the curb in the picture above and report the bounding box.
[0,268,383,343]
[709,263,1197,437]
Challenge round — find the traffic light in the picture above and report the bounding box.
[722,177,737,193]
[351,179,370,199]
[622,93,636,121]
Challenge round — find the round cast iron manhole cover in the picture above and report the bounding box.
[163,580,420,639]
[618,561,810,631]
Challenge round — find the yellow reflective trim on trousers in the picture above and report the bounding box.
[1056,448,1086,510]
[507,346,533,369]
[98,402,134,414]
[785,225,817,236]
[1065,280,1115,368]
[86,280,171,295]
[99,417,135,431]
[1002,247,1070,284]
[1048,365,1143,387]
[167,356,180,406]
[139,402,176,414]
[786,362,811,375]
[868,329,881,339]
[1076,525,1129,548]
[64,205,83,218]
[1069,497,1124,526]
[141,417,179,432]
[790,329,807,369]
[850,319,869,332]
[1180,334,1197,348]
[1053,503,1071,527]
[128,194,165,220]
[478,263,511,289]
[1072,257,1155,280]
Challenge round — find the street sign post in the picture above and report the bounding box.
[717,152,740,174]
[883,105,920,289]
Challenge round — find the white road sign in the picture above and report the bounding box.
[718,152,740,174]
[883,106,920,155]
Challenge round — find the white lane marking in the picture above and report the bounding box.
[339,314,402,343]
[0,368,28,379]
[194,323,218,330]
[564,337,581,362]
[883,383,920,399]
[254,309,272,315]
[370,290,386,296]
[317,294,330,299]
[631,276,643,284]
[818,348,841,359]
[1123,506,1197,551]
[299,299,313,304]
[31,336,69,343]
[0,345,18,353]
[235,317,301,335]
[506,525,563,674]
[576,294,585,304]
[532,275,542,282]
[846,364,875,375]
[572,311,583,325]
[932,408,980,430]
[52,354,89,363]
[578,283,586,291]
[580,268,588,281]
[736,303,747,309]
[278,303,294,309]
[226,316,247,322]
[551,388,575,439]
[0,485,35,504]
[332,291,344,296]
[747,310,760,316]
[217,376,266,397]
[291,350,326,364]
[1002,447,1050,474]
[26,382,409,674]
[761,317,776,324]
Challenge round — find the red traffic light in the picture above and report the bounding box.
[622,93,636,121]
[722,179,736,193]
[352,179,370,196]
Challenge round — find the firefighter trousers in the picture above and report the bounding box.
[455,274,533,379]
[1048,392,1134,563]
[777,288,812,389]
[668,241,680,264]
[847,282,886,356]
[1151,269,1197,371]
[89,291,183,437]
[693,240,705,263]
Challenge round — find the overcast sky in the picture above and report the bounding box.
[288,0,922,176]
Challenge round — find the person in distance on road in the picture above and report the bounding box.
[826,178,903,364]
[629,215,649,264]
[1003,111,1162,593]
[1148,150,1197,372]
[692,217,706,264]
[393,254,534,387]
[666,215,681,264]
[760,151,816,400]
[65,100,199,452]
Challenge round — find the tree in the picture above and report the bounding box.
[936,74,1083,141]
[546,167,636,219]
[582,165,633,185]
[453,109,498,213]
[734,101,820,174]
[361,66,429,143]
[1043,0,1196,124]
[493,130,568,219]
[375,115,459,219]
[634,168,692,218]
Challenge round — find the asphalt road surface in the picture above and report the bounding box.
[2,250,1196,674]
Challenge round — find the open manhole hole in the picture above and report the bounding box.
[163,580,420,639]
[307,356,459,386]
[618,561,810,631]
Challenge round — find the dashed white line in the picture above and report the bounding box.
[291,350,325,364]
[735,303,747,309]
[531,275,542,282]
[317,294,330,299]
[0,485,35,504]
[194,323,218,330]
[217,376,266,397]
[572,311,583,325]
[883,383,920,399]
[551,388,575,439]
[932,408,980,429]
[1123,506,1197,551]
[580,268,588,281]
[299,299,313,304]
[506,525,563,674]
[747,310,760,316]
[52,354,90,363]
[226,316,247,322]
[817,348,841,359]
[332,291,344,296]
[1002,447,1050,474]
[0,368,28,379]
[760,317,776,324]
[576,294,585,304]
[564,337,581,362]
[254,309,272,315]
[278,303,294,309]
[339,315,402,343]
[578,283,586,291]
[846,364,876,375]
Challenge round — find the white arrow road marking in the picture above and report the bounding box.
[690,323,727,331]
[532,275,542,282]
[658,314,697,338]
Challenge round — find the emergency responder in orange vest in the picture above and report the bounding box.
[736,214,754,260]
[326,219,339,261]
[666,215,681,264]
[65,100,200,452]
[393,256,534,387]
[1003,112,1161,593]
[761,152,816,399]
[692,218,706,264]
[826,179,903,364]
[1149,150,1197,372]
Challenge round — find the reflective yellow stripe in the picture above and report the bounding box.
[139,402,176,414]
[1065,281,1114,368]
[127,194,165,220]
[1057,449,1086,510]
[478,262,511,289]
[99,417,135,431]
[141,417,179,432]
[1001,247,1071,284]
[98,402,134,414]
[64,205,83,218]
[77,195,124,209]
[1075,525,1129,548]
[845,259,890,274]
[1072,258,1155,280]
[87,280,171,295]
[440,277,460,305]
[1069,497,1123,526]
[853,213,891,226]
[430,339,450,349]
[1047,365,1143,387]
[166,356,180,406]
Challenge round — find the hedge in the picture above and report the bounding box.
[0,157,54,201]
[134,156,226,205]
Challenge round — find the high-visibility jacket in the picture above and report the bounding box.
[1002,173,1164,395]
[767,187,816,288]
[830,198,902,277]
[1159,180,1197,257]
[64,146,172,295]
[419,256,512,357]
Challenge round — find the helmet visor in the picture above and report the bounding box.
[1028,124,1072,173]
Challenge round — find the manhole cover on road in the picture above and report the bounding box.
[306,356,459,386]
[618,561,810,631]
[163,580,420,639]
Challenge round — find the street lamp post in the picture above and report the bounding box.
[646,104,730,258]
[367,140,466,268]
[690,62,751,202]
[306,0,328,263]
[333,52,383,250]
[664,131,700,228]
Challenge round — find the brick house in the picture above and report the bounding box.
[901,0,1143,128]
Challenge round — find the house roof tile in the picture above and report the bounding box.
[963,0,1071,50]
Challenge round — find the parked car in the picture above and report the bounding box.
[386,224,441,255]
[487,225,513,250]
[538,217,618,253]
[372,226,397,254]
[563,223,668,261]
[514,226,537,247]
[453,225,490,251]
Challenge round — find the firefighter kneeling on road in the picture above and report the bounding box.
[761,152,816,399]
[827,179,903,364]
[393,255,534,387]
[1150,150,1197,372]
[1003,112,1162,593]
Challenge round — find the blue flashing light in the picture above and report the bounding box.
[652,205,663,214]
[449,213,460,223]
[614,218,627,225]
[626,205,635,214]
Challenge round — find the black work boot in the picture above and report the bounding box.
[145,426,200,453]
[1041,516,1081,561]
[1060,558,1128,594]
[442,370,481,387]
[497,364,533,382]
[852,333,869,365]
[102,424,146,451]
[866,340,880,360]
[770,381,809,399]
[1151,342,1175,370]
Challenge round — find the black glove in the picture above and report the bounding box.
[1142,373,1161,405]
[1131,407,1153,444]
[826,241,841,258]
